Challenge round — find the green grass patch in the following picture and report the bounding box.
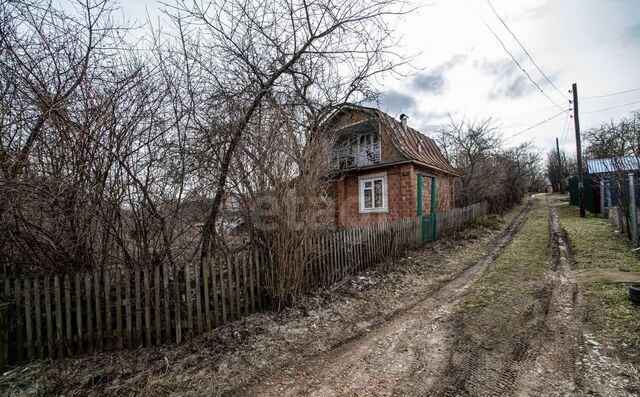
[557,201,640,357]
[460,200,550,338]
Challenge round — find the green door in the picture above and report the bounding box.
[418,174,437,243]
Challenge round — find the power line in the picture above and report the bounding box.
[481,17,566,112]
[486,0,568,102]
[500,104,563,122]
[581,87,640,101]
[582,99,640,115]
[504,110,569,141]
[561,112,571,145]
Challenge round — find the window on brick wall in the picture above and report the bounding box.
[359,173,387,213]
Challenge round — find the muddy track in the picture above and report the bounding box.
[430,198,587,397]
[239,202,534,396]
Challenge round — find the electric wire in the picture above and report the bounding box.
[561,112,571,145]
[481,17,566,112]
[504,110,569,141]
[486,0,568,102]
[582,99,640,115]
[581,87,640,101]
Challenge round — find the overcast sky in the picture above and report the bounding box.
[119,0,640,155]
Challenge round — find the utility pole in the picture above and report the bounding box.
[572,83,585,218]
[556,137,563,193]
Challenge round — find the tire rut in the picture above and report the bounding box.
[240,201,533,396]
[429,197,586,397]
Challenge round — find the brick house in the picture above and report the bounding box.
[326,105,458,227]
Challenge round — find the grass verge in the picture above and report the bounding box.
[556,196,640,360]
[460,197,550,339]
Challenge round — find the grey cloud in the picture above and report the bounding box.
[440,54,468,70]
[411,54,468,95]
[478,58,537,100]
[506,76,532,98]
[626,22,640,41]
[379,90,416,114]
[412,73,445,94]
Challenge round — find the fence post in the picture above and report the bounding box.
[600,178,605,217]
[606,180,612,219]
[630,172,638,247]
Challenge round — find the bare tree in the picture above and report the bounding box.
[160,0,409,262]
[438,116,542,211]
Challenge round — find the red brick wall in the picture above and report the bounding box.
[332,164,456,227]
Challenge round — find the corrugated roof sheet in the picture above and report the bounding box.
[376,111,459,176]
[332,104,458,176]
[587,157,640,174]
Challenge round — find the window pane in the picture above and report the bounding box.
[364,189,372,208]
[364,181,372,188]
[374,179,383,208]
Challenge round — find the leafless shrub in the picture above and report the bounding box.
[0,0,409,309]
[437,116,542,212]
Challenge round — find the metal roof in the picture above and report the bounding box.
[587,157,640,174]
[331,104,459,177]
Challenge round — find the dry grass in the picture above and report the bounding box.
[557,197,640,362]
[460,197,549,325]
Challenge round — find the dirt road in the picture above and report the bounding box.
[241,197,637,397]
[4,198,637,396]
[240,203,533,396]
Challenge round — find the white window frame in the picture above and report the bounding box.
[359,172,388,213]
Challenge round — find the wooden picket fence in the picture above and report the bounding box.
[0,250,266,365]
[436,201,488,239]
[0,203,486,366]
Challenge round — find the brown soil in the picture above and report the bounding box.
[0,208,523,396]
[3,198,638,396]
[238,201,533,396]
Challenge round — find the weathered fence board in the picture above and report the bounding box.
[1,202,486,364]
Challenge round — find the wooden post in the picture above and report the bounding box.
[0,303,9,372]
[600,178,606,217]
[154,266,161,345]
[227,256,235,320]
[630,172,638,246]
[35,277,44,358]
[143,269,152,347]
[15,279,24,361]
[163,264,171,343]
[84,274,93,353]
[54,275,63,357]
[134,267,142,348]
[64,275,72,353]
[210,259,220,326]
[194,262,203,335]
[256,250,263,311]
[24,279,33,360]
[234,255,241,319]
[219,258,228,323]
[249,251,256,313]
[173,264,182,344]
[94,271,103,352]
[184,263,193,339]
[115,270,123,350]
[606,179,613,218]
[242,253,250,316]
[104,271,111,350]
[202,260,212,331]
[124,268,133,349]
